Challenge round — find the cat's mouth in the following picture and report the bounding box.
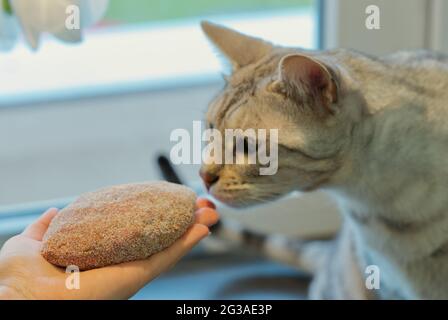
[209,183,281,208]
[210,189,251,208]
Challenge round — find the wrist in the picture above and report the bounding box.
[0,261,26,300]
[0,284,24,299]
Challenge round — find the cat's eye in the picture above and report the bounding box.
[243,137,249,153]
[233,137,257,155]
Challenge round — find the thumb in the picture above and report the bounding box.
[22,208,58,241]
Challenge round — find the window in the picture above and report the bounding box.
[103,0,314,25]
[0,0,317,106]
[0,1,320,240]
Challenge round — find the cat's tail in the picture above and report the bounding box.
[209,219,334,275]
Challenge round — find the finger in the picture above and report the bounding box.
[82,224,209,299]
[22,208,58,241]
[195,207,219,227]
[196,198,216,209]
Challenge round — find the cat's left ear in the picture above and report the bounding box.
[201,21,273,70]
[273,54,339,114]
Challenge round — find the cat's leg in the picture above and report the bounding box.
[308,227,374,300]
[208,219,334,274]
[208,218,372,299]
[308,256,369,299]
[263,237,332,274]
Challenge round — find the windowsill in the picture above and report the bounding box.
[0,8,315,107]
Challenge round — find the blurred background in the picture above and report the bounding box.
[0,0,447,299]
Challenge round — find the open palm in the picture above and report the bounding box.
[0,198,218,299]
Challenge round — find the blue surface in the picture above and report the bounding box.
[133,255,309,300]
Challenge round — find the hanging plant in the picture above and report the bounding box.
[0,0,109,51]
[2,0,13,15]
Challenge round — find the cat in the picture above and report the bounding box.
[199,21,448,299]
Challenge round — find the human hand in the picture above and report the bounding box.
[0,197,218,300]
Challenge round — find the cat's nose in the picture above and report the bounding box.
[199,169,219,191]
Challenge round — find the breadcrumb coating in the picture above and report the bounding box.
[41,181,196,270]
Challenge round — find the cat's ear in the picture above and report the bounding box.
[201,21,273,70]
[274,54,339,114]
